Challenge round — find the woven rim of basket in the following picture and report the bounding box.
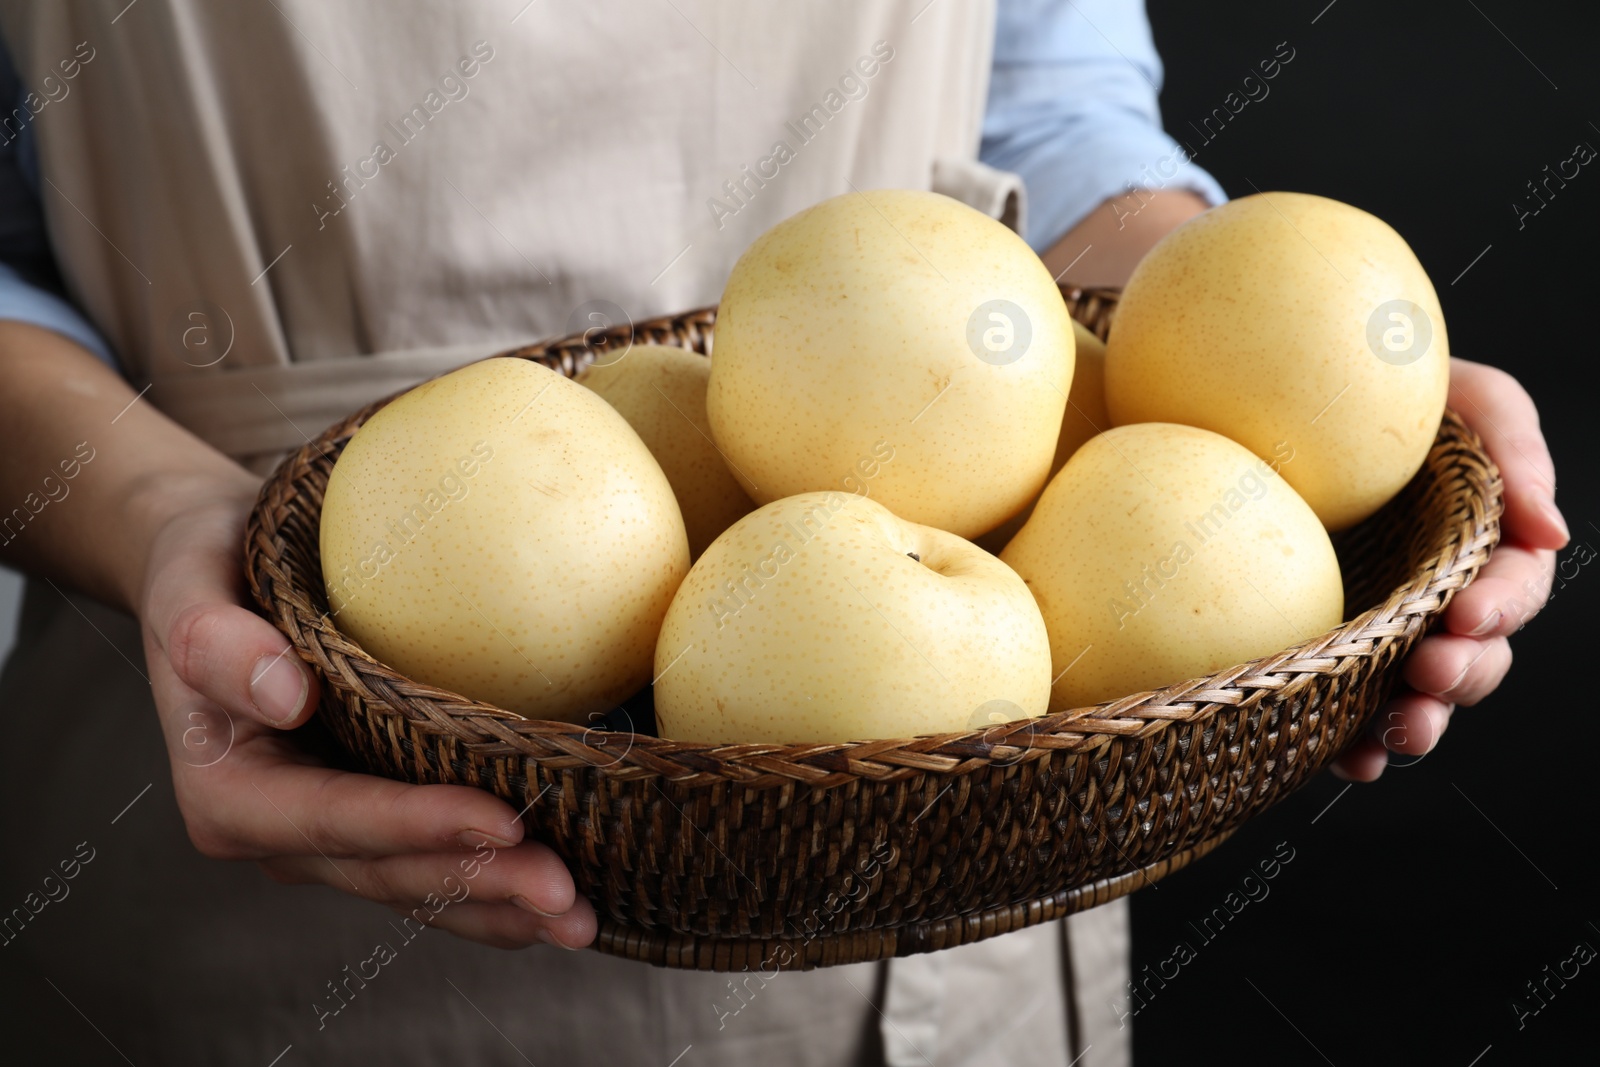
[245,290,1503,787]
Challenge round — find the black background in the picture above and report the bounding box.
[1133,2,1597,1064]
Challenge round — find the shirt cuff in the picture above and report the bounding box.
[0,261,117,367]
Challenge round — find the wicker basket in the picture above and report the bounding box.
[245,288,1502,971]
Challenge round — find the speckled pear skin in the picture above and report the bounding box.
[320,357,690,723]
[654,490,1052,744]
[577,345,756,562]
[1105,191,1449,532]
[976,320,1110,555]
[1002,423,1343,712]
[706,189,1075,540]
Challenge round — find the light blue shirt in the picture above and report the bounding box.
[983,0,1228,250]
[0,0,1224,369]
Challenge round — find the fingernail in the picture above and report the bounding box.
[537,928,577,950]
[1467,610,1502,637]
[512,893,561,919]
[457,830,518,849]
[1541,499,1570,543]
[250,653,308,726]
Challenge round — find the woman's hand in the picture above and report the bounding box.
[1332,358,1569,780]
[0,326,595,953]
[137,479,597,949]
[0,322,591,949]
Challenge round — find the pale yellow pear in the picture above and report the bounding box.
[976,320,1109,555]
[654,491,1051,744]
[1105,191,1449,531]
[1002,423,1343,711]
[578,344,756,560]
[706,189,1074,539]
[321,357,689,722]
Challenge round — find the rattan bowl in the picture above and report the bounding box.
[246,287,1502,971]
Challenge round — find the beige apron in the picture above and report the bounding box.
[0,1,1130,1062]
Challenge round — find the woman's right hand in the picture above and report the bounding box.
[0,322,591,949]
[137,479,597,950]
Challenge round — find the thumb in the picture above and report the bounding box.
[143,508,321,729]
[164,599,319,728]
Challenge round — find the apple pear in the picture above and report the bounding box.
[976,319,1109,555]
[321,357,690,722]
[578,344,756,560]
[706,189,1074,539]
[1002,423,1343,711]
[654,490,1051,743]
[1105,191,1449,531]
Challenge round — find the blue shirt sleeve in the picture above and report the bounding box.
[0,37,117,367]
[980,0,1228,252]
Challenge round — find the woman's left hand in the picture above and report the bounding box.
[1333,357,1570,780]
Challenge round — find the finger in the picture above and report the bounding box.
[1372,691,1453,757]
[1448,359,1568,551]
[1443,544,1556,638]
[259,854,598,950]
[214,759,533,859]
[1401,634,1512,706]
[1330,734,1388,782]
[406,901,550,950]
[418,896,597,950]
[261,841,576,918]
[144,514,319,728]
[285,892,566,950]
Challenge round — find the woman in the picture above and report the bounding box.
[0,1,1564,1063]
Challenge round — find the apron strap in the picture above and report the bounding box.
[933,157,1027,236]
